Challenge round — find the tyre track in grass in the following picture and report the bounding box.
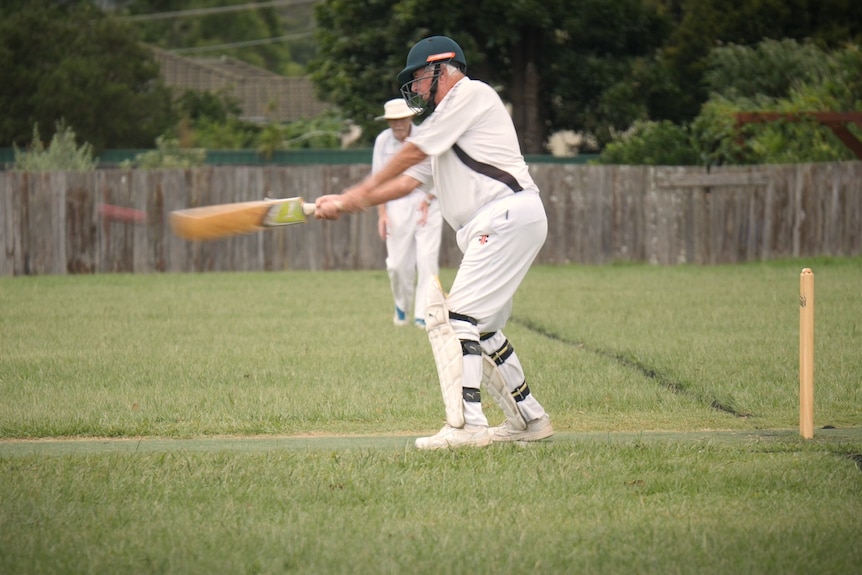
[510,318,862,471]
[512,317,746,417]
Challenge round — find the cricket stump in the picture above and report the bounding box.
[799,268,814,439]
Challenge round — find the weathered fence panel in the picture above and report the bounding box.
[0,162,859,276]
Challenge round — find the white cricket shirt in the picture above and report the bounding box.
[374,124,427,193]
[406,77,538,229]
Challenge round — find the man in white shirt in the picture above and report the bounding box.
[372,98,442,328]
[316,36,553,449]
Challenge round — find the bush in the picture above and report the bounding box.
[13,122,97,172]
[122,137,206,169]
[597,120,700,165]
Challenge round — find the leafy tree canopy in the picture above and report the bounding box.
[657,0,862,122]
[600,40,862,165]
[0,0,175,150]
[309,0,670,152]
[125,0,318,76]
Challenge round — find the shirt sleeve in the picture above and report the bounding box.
[404,155,433,187]
[407,80,484,157]
[371,131,388,174]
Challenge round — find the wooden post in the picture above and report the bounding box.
[799,268,815,439]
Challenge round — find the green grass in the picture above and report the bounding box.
[1,259,861,574]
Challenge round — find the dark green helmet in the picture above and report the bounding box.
[397,36,466,86]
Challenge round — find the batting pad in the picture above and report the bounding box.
[426,276,465,428]
[482,355,527,431]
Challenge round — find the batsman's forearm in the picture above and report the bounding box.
[365,142,427,189]
[368,175,421,205]
[343,174,420,211]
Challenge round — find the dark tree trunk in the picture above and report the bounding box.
[508,33,545,154]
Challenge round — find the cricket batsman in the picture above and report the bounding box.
[316,36,554,449]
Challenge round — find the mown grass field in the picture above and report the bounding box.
[1,258,860,574]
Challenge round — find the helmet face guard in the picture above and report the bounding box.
[400,63,445,115]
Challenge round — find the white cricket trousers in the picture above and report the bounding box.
[446,190,547,331]
[385,192,443,322]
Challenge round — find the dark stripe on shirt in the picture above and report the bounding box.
[452,144,523,193]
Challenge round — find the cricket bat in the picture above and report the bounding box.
[169,197,316,240]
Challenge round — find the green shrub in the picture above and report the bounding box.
[597,120,700,165]
[122,136,206,169]
[13,122,97,172]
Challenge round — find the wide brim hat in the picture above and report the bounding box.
[375,98,416,120]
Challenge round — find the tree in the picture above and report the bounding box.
[702,39,830,100]
[0,1,175,150]
[655,0,862,124]
[599,40,862,165]
[309,0,670,152]
[692,41,862,165]
[126,0,315,76]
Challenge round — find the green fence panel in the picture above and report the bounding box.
[0,147,598,168]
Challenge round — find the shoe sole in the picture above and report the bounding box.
[490,426,554,443]
[415,435,492,450]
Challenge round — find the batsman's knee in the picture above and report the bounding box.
[460,339,481,357]
[480,331,514,365]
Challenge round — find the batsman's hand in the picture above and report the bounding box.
[315,188,367,219]
[314,195,344,220]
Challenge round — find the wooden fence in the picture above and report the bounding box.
[1,162,860,276]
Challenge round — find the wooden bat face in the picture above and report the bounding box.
[170,197,315,241]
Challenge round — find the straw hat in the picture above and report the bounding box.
[375,98,416,121]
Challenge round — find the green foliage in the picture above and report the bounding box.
[127,0,316,76]
[688,97,752,166]
[820,43,862,106]
[309,0,412,146]
[278,111,346,149]
[175,90,243,124]
[602,40,862,165]
[693,41,861,165]
[307,0,862,151]
[161,87,348,154]
[310,0,671,150]
[657,0,862,123]
[13,122,98,172]
[0,0,175,150]
[189,117,261,150]
[598,120,700,165]
[544,0,674,145]
[704,39,830,100]
[180,111,347,154]
[170,91,255,150]
[5,1,860,159]
[122,136,206,169]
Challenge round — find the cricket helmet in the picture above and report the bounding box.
[398,36,466,114]
[396,36,466,86]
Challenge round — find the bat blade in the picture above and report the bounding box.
[170,197,315,240]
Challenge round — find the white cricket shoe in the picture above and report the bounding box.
[415,424,491,450]
[489,414,554,443]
